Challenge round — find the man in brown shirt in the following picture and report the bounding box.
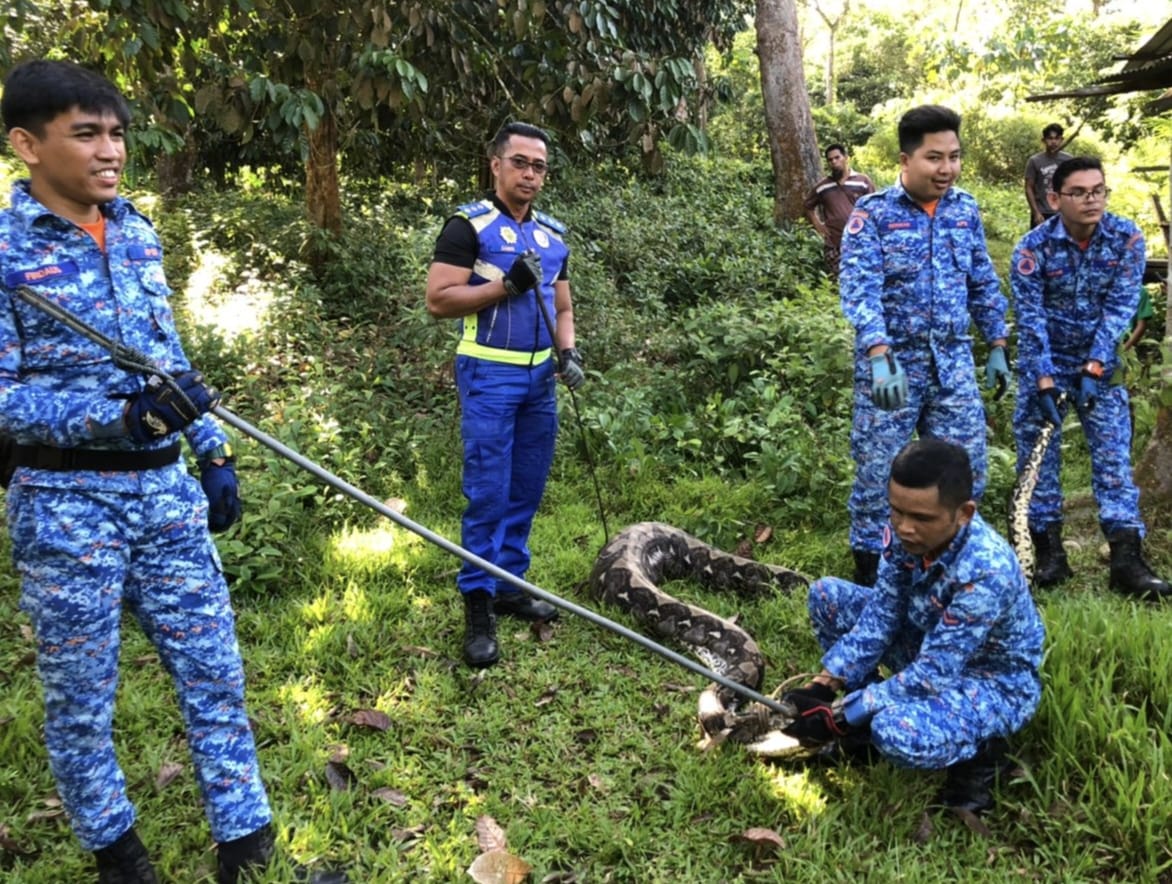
[805,143,875,279]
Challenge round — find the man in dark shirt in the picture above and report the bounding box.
[426,122,584,667]
[804,143,875,278]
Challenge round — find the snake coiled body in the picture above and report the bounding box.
[588,522,809,750]
[1008,397,1065,583]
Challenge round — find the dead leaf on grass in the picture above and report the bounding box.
[531,620,555,642]
[0,823,35,855]
[328,744,350,763]
[349,709,393,731]
[732,827,785,854]
[754,524,773,545]
[468,848,532,884]
[390,824,425,844]
[954,807,993,838]
[324,760,357,792]
[662,683,695,694]
[913,811,934,843]
[155,760,184,790]
[534,687,558,708]
[733,540,753,559]
[25,808,64,824]
[371,787,409,807]
[476,815,508,852]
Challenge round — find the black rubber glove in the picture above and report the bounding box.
[780,683,848,743]
[504,249,542,297]
[124,371,220,442]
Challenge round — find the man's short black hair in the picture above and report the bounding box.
[889,438,973,510]
[1052,156,1103,195]
[897,105,961,155]
[824,143,848,160]
[1,59,130,135]
[1042,123,1064,139]
[491,122,549,156]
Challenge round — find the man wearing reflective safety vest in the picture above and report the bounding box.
[427,121,584,668]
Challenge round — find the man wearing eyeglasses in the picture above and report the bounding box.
[426,122,584,667]
[1011,156,1169,599]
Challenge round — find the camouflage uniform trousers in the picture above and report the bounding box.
[848,351,989,553]
[810,577,1027,770]
[9,464,271,851]
[1013,367,1143,534]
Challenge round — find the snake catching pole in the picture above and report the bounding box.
[12,284,788,716]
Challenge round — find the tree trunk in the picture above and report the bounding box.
[1135,144,1172,508]
[305,108,342,238]
[756,0,821,225]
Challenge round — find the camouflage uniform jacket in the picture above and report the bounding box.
[839,181,1007,362]
[1011,210,1144,384]
[0,181,225,489]
[822,512,1045,725]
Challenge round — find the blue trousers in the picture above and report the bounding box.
[1013,372,1143,535]
[849,352,988,553]
[455,355,558,596]
[810,577,1034,769]
[10,467,271,851]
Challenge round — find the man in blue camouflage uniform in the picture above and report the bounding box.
[780,439,1045,815]
[839,105,1010,588]
[0,61,344,883]
[426,122,584,668]
[1011,156,1169,599]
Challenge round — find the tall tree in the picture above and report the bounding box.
[756,0,821,224]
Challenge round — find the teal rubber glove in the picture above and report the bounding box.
[985,346,1010,399]
[869,351,908,410]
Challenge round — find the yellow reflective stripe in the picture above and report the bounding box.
[457,339,552,365]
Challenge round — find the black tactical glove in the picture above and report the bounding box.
[504,249,542,297]
[558,347,585,391]
[780,683,848,743]
[124,370,219,442]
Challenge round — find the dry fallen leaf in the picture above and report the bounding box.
[531,620,555,642]
[349,709,393,731]
[476,815,508,853]
[371,787,409,807]
[733,827,785,853]
[155,760,184,790]
[467,848,532,884]
[733,539,754,559]
[534,688,558,708]
[324,760,357,792]
[754,524,773,545]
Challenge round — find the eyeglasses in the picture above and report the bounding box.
[1058,186,1110,202]
[501,154,549,175]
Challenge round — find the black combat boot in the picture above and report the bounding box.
[851,549,879,587]
[933,738,1014,815]
[94,827,158,884]
[217,823,348,884]
[1029,523,1073,587]
[1107,529,1172,601]
[462,590,500,667]
[494,591,559,622]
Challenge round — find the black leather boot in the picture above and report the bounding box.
[94,827,158,884]
[462,590,500,667]
[933,738,1013,815]
[1108,529,1172,601]
[851,549,879,587]
[1029,523,1073,587]
[217,823,348,884]
[494,591,558,622]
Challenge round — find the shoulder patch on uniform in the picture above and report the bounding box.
[1015,249,1037,276]
[846,211,867,235]
[534,210,567,235]
[455,199,493,219]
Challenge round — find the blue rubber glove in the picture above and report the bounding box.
[200,459,242,532]
[985,346,1010,399]
[1077,368,1100,411]
[559,347,585,391]
[124,370,220,442]
[841,689,873,727]
[1037,388,1063,426]
[869,351,908,410]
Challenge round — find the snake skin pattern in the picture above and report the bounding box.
[1008,396,1065,583]
[588,522,809,748]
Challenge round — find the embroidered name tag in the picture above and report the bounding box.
[127,245,161,261]
[4,261,79,287]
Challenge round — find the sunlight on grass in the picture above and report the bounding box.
[757,764,828,820]
[329,524,397,564]
[277,679,332,725]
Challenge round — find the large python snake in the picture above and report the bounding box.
[587,522,814,756]
[1007,394,1066,584]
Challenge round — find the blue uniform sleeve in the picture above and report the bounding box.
[820,569,903,687]
[839,202,888,353]
[1089,227,1144,365]
[1011,234,1054,383]
[965,212,1008,344]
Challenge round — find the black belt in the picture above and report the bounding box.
[12,442,182,472]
